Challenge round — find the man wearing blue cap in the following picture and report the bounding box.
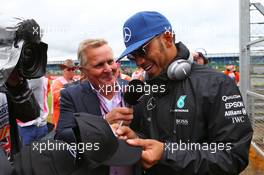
[116,11,252,175]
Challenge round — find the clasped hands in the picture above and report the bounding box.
[111,124,164,169]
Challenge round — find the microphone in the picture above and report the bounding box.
[119,80,145,130]
[124,79,145,105]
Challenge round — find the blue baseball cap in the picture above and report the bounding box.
[118,11,172,60]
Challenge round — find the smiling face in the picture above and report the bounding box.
[81,44,118,90]
[128,33,177,78]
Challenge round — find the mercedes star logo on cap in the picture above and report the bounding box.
[123,27,132,43]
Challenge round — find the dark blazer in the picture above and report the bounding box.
[55,79,141,175]
[56,79,127,132]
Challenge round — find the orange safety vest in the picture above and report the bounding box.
[51,77,69,128]
[224,70,240,84]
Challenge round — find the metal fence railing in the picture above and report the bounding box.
[240,0,264,158]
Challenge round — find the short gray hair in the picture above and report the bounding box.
[77,39,108,67]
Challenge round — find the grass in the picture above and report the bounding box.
[47,91,52,123]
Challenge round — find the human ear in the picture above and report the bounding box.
[162,32,174,48]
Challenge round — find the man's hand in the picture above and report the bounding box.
[111,124,138,140]
[105,107,133,125]
[127,139,164,169]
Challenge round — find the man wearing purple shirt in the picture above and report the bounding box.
[56,39,140,175]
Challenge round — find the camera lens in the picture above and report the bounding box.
[16,41,47,79]
[24,48,33,58]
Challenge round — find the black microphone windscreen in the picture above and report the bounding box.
[124,79,145,105]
